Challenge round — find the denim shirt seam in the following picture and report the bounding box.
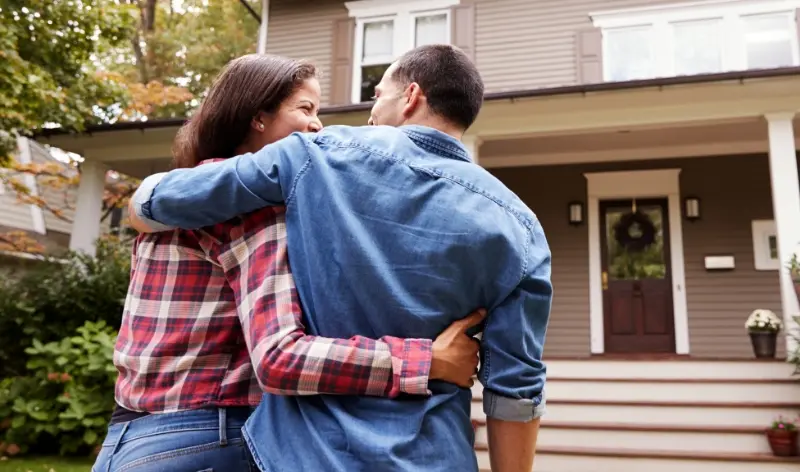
[402,130,471,163]
[283,142,314,208]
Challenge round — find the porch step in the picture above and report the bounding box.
[541,359,796,380]
[475,446,800,472]
[473,420,772,454]
[471,377,800,403]
[471,398,800,427]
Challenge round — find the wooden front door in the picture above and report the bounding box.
[600,199,675,353]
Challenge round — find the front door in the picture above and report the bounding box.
[600,199,675,353]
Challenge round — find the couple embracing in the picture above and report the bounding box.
[93,44,551,472]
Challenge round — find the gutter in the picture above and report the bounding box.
[34,66,800,138]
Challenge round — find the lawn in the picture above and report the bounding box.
[0,456,94,472]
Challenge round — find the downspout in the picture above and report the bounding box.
[257,0,270,54]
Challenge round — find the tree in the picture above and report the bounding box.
[0,0,134,164]
[1,0,261,254]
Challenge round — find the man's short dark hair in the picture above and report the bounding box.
[391,44,484,130]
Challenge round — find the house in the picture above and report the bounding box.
[36,0,800,470]
[0,137,128,268]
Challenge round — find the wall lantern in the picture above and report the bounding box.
[568,201,584,226]
[684,196,701,222]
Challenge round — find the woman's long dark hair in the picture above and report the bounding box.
[172,54,317,169]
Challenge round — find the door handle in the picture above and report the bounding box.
[602,271,608,290]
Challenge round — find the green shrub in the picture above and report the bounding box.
[0,238,130,378]
[0,320,118,456]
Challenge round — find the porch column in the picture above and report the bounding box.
[463,135,482,165]
[69,160,107,256]
[256,0,270,54]
[765,112,800,354]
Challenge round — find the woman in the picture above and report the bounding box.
[93,54,482,472]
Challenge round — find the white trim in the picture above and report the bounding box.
[256,0,270,54]
[16,137,47,235]
[751,219,780,270]
[591,0,800,28]
[765,112,800,355]
[345,0,459,19]
[584,169,690,355]
[347,0,458,104]
[593,0,800,81]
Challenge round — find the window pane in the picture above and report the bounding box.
[605,27,655,81]
[360,63,391,102]
[415,14,448,47]
[363,20,394,63]
[743,13,795,69]
[672,19,723,75]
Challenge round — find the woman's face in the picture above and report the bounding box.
[256,78,323,148]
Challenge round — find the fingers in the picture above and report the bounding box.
[450,308,487,333]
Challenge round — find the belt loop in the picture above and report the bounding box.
[218,407,228,447]
[106,422,130,472]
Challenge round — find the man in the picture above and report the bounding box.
[129,45,552,472]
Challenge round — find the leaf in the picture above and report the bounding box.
[83,429,98,445]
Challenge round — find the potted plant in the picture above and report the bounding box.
[765,416,798,457]
[745,309,783,358]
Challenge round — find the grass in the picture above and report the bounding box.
[0,456,94,472]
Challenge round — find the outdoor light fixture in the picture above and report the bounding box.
[684,196,701,221]
[568,201,584,226]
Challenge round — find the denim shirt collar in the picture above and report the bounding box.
[400,125,472,163]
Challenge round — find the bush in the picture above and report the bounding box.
[0,320,118,456]
[0,238,130,378]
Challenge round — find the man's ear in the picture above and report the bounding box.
[401,82,423,119]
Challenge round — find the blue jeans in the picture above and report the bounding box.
[92,407,256,472]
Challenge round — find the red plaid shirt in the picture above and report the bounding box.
[114,162,432,413]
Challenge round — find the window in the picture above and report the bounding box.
[593,0,800,82]
[346,0,457,103]
[752,220,780,270]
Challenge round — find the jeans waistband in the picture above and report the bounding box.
[102,407,251,447]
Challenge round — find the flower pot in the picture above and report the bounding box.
[794,281,800,305]
[749,331,778,358]
[766,429,798,457]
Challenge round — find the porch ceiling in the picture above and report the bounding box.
[35,74,800,176]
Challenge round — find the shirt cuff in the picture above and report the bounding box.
[390,338,433,397]
[133,173,177,232]
[483,389,546,422]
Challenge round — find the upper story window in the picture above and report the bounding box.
[591,0,800,82]
[346,0,458,103]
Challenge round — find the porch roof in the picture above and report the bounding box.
[35,66,800,178]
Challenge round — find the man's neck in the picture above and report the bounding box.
[403,118,463,141]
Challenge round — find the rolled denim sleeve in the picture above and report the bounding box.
[132,132,312,229]
[133,172,175,232]
[479,219,552,422]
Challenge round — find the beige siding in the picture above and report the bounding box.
[475,0,686,93]
[491,154,782,359]
[29,141,76,235]
[0,177,37,233]
[266,0,348,106]
[265,0,694,103]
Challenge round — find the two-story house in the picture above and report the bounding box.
[37,0,800,470]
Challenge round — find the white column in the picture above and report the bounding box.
[765,112,800,354]
[462,135,482,165]
[256,0,270,54]
[69,160,107,256]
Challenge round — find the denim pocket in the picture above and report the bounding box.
[117,438,244,472]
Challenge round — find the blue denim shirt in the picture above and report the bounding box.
[133,125,552,471]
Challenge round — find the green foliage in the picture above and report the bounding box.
[0,238,130,378]
[0,320,118,456]
[0,0,134,164]
[789,315,800,375]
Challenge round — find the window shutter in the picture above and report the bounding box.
[451,3,476,61]
[575,27,603,84]
[330,18,356,105]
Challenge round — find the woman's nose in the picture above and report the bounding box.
[308,118,323,132]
